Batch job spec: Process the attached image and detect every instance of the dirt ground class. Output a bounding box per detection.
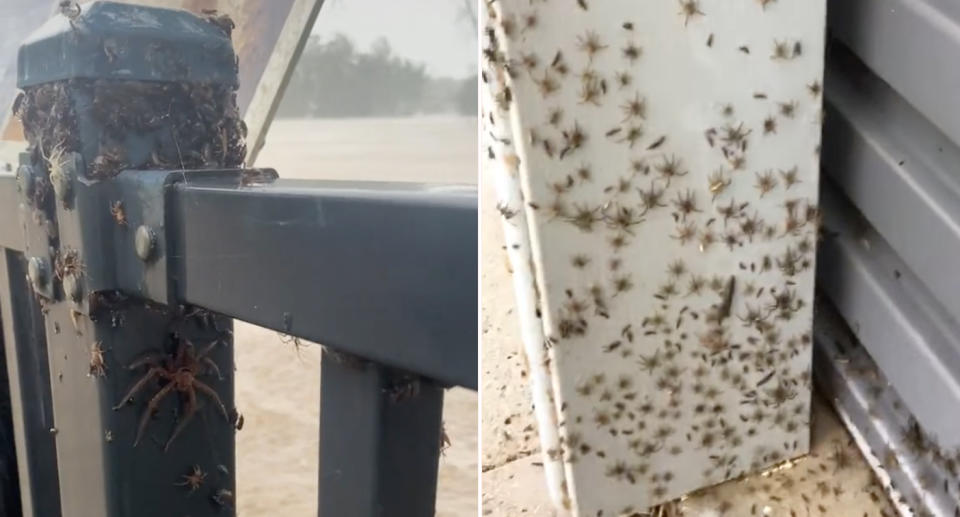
[236,116,478,516]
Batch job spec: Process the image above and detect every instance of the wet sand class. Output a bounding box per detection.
[236,116,477,516]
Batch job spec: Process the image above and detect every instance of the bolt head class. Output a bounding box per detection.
[27,257,48,290]
[63,272,82,301]
[135,225,157,261]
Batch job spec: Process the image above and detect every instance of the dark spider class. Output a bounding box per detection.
[113,338,228,451]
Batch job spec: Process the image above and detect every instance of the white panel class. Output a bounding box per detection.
[483,1,826,514]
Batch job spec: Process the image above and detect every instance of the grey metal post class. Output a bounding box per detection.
[8,3,240,515]
[319,350,445,516]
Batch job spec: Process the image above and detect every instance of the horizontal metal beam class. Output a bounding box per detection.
[822,46,960,325]
[814,302,958,517]
[168,179,478,389]
[828,0,960,145]
[817,181,960,450]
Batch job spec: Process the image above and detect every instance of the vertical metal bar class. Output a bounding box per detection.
[0,249,61,517]
[319,350,444,516]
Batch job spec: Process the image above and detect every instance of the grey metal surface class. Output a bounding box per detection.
[168,179,478,389]
[828,0,960,147]
[0,172,480,389]
[818,2,960,515]
[813,302,959,517]
[823,47,960,325]
[817,182,960,451]
[319,350,444,516]
[0,250,60,517]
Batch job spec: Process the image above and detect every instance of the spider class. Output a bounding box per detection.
[175,465,206,493]
[110,201,127,226]
[113,338,228,451]
[89,341,106,377]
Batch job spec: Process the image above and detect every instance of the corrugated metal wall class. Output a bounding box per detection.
[817,1,960,515]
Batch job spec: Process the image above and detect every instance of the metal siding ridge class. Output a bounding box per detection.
[822,48,960,325]
[829,0,960,146]
[818,181,960,450]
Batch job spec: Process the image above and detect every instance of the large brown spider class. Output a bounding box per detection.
[113,338,228,451]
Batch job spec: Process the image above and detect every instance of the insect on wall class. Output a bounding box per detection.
[11,3,247,515]
[483,0,826,514]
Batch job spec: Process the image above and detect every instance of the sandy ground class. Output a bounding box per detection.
[235,116,478,516]
[479,162,896,515]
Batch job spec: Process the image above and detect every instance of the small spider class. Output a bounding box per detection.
[672,189,700,220]
[536,72,559,97]
[54,248,84,282]
[89,341,107,377]
[576,30,608,60]
[175,465,206,493]
[110,201,127,226]
[113,338,228,450]
[754,171,778,197]
[656,155,688,185]
[638,183,667,214]
[672,222,697,244]
[620,92,646,121]
[678,0,704,26]
[619,126,644,148]
[666,260,686,277]
[771,40,791,60]
[622,43,642,63]
[779,100,798,118]
[780,167,800,188]
[763,116,777,135]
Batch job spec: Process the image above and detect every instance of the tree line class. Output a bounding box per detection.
[276,34,477,118]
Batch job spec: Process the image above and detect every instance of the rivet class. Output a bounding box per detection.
[135,225,157,261]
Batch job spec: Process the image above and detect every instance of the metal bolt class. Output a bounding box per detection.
[16,164,34,195]
[135,225,157,261]
[63,272,82,301]
[27,256,49,290]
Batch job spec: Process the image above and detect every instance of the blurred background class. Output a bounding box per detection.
[244,1,477,515]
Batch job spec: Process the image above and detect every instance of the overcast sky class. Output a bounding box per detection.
[311,0,477,79]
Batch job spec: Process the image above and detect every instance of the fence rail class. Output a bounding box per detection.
[0,2,477,516]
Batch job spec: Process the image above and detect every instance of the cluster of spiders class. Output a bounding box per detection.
[483,0,827,513]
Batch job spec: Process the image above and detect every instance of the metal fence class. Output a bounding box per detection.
[0,3,477,516]
[816,0,960,515]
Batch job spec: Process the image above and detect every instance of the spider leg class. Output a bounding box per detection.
[113,367,160,410]
[134,381,175,447]
[201,357,222,380]
[193,380,228,420]
[196,340,218,359]
[164,389,197,452]
[126,354,164,370]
